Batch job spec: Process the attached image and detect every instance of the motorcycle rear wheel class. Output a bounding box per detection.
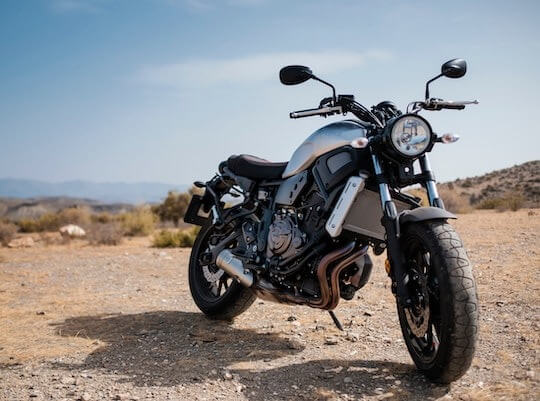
[188,222,256,320]
[397,220,478,383]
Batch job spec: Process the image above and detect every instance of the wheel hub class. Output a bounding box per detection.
[202,265,224,283]
[405,269,430,337]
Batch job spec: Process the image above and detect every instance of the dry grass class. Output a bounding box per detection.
[477,191,525,212]
[152,226,199,248]
[17,206,91,233]
[0,221,18,246]
[86,223,124,245]
[439,187,472,213]
[119,206,156,236]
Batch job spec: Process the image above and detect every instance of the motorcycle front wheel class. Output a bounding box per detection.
[397,220,478,383]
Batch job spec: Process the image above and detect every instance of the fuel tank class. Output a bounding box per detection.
[282,120,368,179]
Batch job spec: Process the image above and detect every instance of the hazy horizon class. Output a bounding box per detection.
[1,0,539,185]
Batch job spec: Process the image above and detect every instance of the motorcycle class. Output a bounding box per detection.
[184,58,479,383]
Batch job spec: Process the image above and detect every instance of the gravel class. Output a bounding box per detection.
[0,210,539,400]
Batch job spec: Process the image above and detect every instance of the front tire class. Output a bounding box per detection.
[188,223,256,320]
[397,220,478,383]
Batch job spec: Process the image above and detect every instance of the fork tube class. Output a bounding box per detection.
[419,154,444,208]
[371,153,393,211]
[370,152,410,304]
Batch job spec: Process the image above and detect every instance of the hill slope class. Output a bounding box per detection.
[439,160,539,207]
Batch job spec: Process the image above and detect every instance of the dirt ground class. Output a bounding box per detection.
[0,210,538,401]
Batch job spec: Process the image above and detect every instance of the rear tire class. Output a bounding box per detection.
[188,222,256,320]
[397,220,478,383]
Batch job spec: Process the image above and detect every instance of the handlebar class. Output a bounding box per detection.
[423,99,479,111]
[290,105,343,119]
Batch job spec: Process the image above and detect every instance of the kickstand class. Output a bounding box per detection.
[328,310,344,331]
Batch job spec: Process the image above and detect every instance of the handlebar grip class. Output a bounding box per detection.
[443,104,465,110]
[290,108,325,119]
[290,106,343,119]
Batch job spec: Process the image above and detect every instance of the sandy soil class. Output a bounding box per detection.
[0,210,539,401]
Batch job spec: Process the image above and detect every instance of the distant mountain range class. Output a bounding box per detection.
[0,179,188,204]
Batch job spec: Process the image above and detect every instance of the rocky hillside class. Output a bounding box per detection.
[439,160,539,207]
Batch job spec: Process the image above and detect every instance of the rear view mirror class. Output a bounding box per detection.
[279,65,313,85]
[441,58,467,79]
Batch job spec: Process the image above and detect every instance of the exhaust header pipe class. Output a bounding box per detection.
[215,249,254,287]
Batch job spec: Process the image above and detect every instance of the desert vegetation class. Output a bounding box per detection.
[0,188,199,248]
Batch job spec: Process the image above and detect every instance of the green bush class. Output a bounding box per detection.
[119,207,156,236]
[152,226,200,248]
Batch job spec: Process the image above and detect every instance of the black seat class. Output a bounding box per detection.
[226,154,287,180]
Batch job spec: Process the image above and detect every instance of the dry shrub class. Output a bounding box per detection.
[91,212,114,224]
[87,223,124,246]
[120,207,156,236]
[153,226,200,248]
[477,191,524,212]
[152,190,191,226]
[0,222,17,246]
[17,207,91,233]
[439,188,472,214]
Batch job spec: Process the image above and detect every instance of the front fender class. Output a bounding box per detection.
[399,206,456,226]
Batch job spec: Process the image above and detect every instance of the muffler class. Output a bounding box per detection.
[215,249,254,287]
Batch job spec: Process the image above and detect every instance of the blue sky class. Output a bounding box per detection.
[1,0,539,185]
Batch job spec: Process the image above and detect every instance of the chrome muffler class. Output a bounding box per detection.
[215,249,254,287]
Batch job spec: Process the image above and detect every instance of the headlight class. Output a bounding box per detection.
[387,114,433,158]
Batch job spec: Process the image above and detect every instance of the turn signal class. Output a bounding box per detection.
[440,133,460,144]
[385,259,391,274]
[350,137,369,149]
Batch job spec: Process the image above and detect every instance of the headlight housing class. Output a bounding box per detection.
[385,114,433,158]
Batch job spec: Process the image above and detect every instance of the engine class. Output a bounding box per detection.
[266,212,306,260]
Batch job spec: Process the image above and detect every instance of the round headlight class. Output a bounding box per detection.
[389,115,432,158]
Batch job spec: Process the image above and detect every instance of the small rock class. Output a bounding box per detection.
[7,237,34,248]
[60,376,75,385]
[113,394,130,401]
[287,316,297,322]
[526,370,535,379]
[394,380,401,385]
[363,310,373,317]
[496,301,505,307]
[345,331,359,342]
[344,377,353,384]
[376,392,394,400]
[80,392,91,401]
[324,336,339,345]
[59,224,86,238]
[36,311,45,315]
[223,371,233,380]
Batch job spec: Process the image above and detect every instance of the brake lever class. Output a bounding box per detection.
[319,97,334,108]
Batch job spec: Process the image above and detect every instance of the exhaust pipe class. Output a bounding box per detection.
[215,250,254,287]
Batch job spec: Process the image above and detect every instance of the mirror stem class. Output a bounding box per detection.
[425,73,443,100]
[312,75,337,104]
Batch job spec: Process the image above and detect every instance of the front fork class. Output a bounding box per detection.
[371,152,442,304]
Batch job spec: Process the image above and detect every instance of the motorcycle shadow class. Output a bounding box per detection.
[51,310,449,400]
